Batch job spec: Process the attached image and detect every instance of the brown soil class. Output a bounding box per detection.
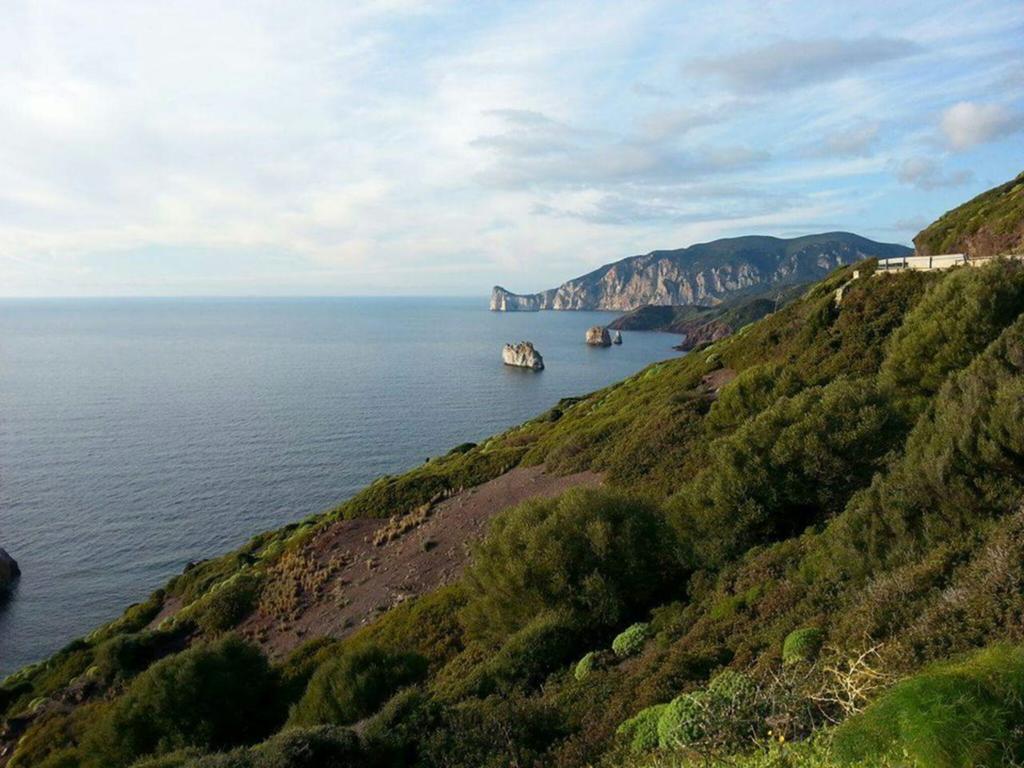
[240,466,602,659]
[701,367,737,398]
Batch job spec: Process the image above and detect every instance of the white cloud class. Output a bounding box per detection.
[0,0,1020,296]
[940,101,1024,150]
[822,123,881,157]
[896,157,973,190]
[688,37,919,93]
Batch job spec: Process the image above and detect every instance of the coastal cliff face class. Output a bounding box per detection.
[491,232,910,311]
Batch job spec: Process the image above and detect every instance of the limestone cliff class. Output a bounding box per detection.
[491,232,910,311]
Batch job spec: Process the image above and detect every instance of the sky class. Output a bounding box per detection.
[1,0,1022,297]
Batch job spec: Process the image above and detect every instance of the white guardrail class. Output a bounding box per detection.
[876,254,967,272]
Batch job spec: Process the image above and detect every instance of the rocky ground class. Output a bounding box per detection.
[239,465,602,658]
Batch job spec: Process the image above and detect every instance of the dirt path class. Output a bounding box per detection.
[242,465,602,658]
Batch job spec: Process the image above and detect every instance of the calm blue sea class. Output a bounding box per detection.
[0,297,679,675]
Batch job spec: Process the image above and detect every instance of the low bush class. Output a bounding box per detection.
[288,644,427,727]
[82,635,283,766]
[421,692,565,768]
[574,651,597,681]
[616,703,666,753]
[783,628,824,665]
[654,670,764,753]
[93,631,166,681]
[461,488,681,641]
[194,573,262,635]
[445,611,581,699]
[248,726,362,768]
[361,686,441,766]
[612,623,650,658]
[657,692,705,748]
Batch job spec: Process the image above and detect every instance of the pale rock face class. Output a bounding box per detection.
[612,331,622,344]
[490,234,911,312]
[502,341,544,370]
[0,547,20,591]
[586,326,612,347]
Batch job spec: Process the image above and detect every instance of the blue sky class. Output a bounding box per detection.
[1,0,1021,297]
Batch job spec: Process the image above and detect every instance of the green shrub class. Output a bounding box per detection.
[657,692,706,748]
[361,687,440,766]
[128,750,205,768]
[574,651,597,681]
[652,670,764,754]
[446,611,581,699]
[421,692,564,768]
[461,488,680,640]
[783,628,825,665]
[826,313,1024,574]
[93,632,163,681]
[82,635,283,766]
[248,726,361,768]
[288,644,427,727]
[612,623,650,658]
[669,377,905,569]
[616,703,666,753]
[833,644,1024,768]
[881,259,1024,398]
[705,363,801,434]
[195,574,261,635]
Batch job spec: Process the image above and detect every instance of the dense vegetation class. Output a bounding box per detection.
[3,178,1024,768]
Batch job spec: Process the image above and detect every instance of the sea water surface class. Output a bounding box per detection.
[0,297,679,674]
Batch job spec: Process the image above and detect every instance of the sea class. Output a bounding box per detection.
[0,297,679,676]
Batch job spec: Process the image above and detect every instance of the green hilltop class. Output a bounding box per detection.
[914,169,1024,257]
[4,172,1024,768]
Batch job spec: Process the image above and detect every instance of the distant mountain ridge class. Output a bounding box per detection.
[490,232,911,311]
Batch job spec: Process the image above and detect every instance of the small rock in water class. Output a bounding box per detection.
[586,326,612,347]
[0,547,20,592]
[612,330,623,345]
[502,341,545,370]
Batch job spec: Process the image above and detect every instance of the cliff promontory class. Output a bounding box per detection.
[491,232,910,311]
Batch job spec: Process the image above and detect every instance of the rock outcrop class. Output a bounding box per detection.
[0,548,20,591]
[586,326,612,347]
[491,233,910,312]
[502,341,544,370]
[612,331,622,345]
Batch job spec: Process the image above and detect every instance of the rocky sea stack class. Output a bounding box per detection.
[502,341,544,370]
[612,331,622,345]
[0,548,20,592]
[586,326,612,347]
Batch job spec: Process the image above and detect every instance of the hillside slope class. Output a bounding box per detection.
[4,180,1024,768]
[491,232,909,311]
[914,169,1024,257]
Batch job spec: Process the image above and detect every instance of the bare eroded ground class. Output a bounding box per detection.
[241,465,602,658]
